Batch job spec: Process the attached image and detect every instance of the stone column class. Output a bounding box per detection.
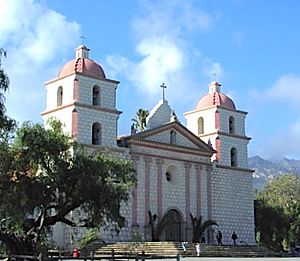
[156,159,164,220]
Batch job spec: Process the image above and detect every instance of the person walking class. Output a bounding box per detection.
[231,231,238,245]
[181,241,187,252]
[216,230,223,245]
[195,243,201,256]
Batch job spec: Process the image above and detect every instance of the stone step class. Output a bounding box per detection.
[93,241,280,257]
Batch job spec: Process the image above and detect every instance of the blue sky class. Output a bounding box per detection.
[1,0,300,159]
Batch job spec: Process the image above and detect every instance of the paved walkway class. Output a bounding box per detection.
[179,257,300,261]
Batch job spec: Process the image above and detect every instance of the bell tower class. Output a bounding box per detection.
[184,81,255,245]
[184,81,250,168]
[41,45,121,149]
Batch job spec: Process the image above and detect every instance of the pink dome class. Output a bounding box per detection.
[58,58,106,79]
[196,92,236,110]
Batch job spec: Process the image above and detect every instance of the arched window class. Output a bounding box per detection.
[230,147,238,167]
[92,122,101,145]
[198,117,204,135]
[170,130,176,144]
[229,116,235,134]
[57,86,63,106]
[92,86,100,106]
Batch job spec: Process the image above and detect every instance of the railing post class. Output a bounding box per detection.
[176,253,180,261]
[90,251,94,261]
[111,249,115,261]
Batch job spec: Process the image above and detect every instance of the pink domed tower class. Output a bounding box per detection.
[41,45,121,149]
[184,81,250,167]
[184,81,255,245]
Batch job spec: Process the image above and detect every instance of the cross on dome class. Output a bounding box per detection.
[212,72,217,81]
[80,35,86,45]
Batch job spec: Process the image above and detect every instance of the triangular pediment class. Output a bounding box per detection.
[126,121,215,155]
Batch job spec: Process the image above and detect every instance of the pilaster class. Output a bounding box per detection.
[156,159,164,220]
[144,157,152,223]
[195,164,202,218]
[184,162,192,223]
[131,156,140,227]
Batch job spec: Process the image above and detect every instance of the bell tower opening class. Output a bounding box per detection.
[198,117,204,135]
[92,85,100,106]
[57,86,63,107]
[230,147,238,167]
[229,116,235,134]
[92,122,101,145]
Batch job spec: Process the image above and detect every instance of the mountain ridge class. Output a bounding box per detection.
[248,155,300,189]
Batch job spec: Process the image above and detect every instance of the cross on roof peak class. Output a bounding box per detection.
[160,83,167,100]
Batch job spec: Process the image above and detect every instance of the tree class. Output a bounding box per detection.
[0,119,135,254]
[255,174,300,251]
[148,211,169,242]
[190,213,218,243]
[131,109,149,132]
[0,57,17,140]
[255,199,289,251]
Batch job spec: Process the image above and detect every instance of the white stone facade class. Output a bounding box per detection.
[43,46,255,250]
[211,166,255,244]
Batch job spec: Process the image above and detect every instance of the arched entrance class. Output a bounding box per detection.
[163,209,182,241]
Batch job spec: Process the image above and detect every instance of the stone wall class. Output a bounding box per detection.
[211,165,255,245]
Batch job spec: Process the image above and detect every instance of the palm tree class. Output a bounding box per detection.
[131,109,149,132]
[148,210,169,241]
[190,213,218,243]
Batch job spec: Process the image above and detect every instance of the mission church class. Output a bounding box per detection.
[41,45,255,249]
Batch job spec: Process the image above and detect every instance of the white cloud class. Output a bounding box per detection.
[247,74,300,159]
[264,74,300,105]
[260,118,300,160]
[132,0,214,40]
[0,0,80,123]
[106,0,220,103]
[130,36,184,95]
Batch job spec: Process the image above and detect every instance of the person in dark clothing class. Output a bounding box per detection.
[201,235,206,243]
[231,231,238,245]
[216,230,223,245]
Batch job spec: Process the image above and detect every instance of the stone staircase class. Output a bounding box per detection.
[92,241,281,258]
[94,242,179,257]
[182,244,281,257]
